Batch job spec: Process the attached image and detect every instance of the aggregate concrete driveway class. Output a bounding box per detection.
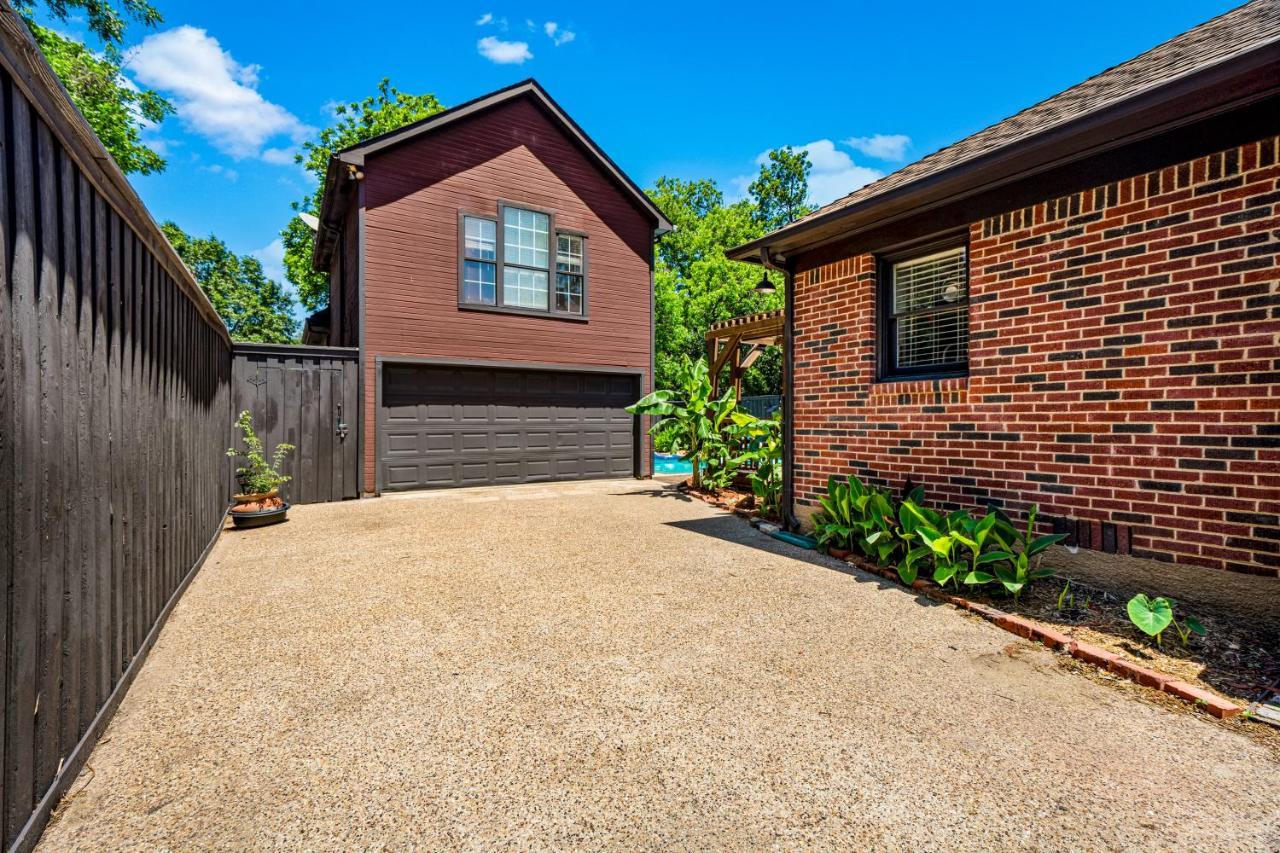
[40,479,1280,850]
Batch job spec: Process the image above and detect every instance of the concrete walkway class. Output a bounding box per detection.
[40,479,1279,850]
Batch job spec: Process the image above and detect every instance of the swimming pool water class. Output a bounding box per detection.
[654,452,693,475]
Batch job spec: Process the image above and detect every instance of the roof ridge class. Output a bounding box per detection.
[780,0,1280,235]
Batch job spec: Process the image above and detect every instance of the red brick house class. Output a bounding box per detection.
[729,2,1280,575]
[309,80,670,494]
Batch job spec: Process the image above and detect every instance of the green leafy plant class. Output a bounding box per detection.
[987,505,1064,600]
[1126,594,1205,647]
[227,410,295,495]
[895,490,936,585]
[1056,581,1073,612]
[813,475,905,562]
[627,355,745,491]
[731,413,782,518]
[813,476,857,552]
[948,510,1007,588]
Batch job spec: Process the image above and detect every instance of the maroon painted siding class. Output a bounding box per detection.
[357,95,655,492]
[790,134,1280,576]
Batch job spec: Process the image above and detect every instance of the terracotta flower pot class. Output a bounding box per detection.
[231,489,285,516]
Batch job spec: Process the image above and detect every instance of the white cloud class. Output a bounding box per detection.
[201,163,238,181]
[736,139,884,207]
[477,36,532,64]
[844,133,911,161]
[125,26,312,160]
[252,238,285,283]
[543,21,576,46]
[261,147,296,166]
[475,12,493,25]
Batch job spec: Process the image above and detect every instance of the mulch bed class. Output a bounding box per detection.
[675,476,1279,721]
[954,571,1279,709]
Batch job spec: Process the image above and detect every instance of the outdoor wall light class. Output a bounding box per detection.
[755,273,776,294]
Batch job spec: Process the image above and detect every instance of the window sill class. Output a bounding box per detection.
[874,371,968,386]
[458,303,589,323]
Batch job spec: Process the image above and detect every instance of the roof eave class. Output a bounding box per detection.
[727,38,1280,263]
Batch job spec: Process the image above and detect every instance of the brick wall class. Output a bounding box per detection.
[791,135,1280,576]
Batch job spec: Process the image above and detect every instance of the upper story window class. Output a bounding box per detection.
[459,203,586,319]
[878,243,968,380]
[556,233,585,314]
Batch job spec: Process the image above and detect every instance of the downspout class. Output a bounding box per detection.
[759,248,798,532]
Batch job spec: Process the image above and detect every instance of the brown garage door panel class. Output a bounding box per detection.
[379,363,638,491]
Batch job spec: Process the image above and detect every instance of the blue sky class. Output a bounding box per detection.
[38,1,1240,321]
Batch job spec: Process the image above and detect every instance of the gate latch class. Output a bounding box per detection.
[336,403,349,440]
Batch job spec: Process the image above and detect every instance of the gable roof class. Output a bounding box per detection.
[312,79,670,270]
[728,0,1280,261]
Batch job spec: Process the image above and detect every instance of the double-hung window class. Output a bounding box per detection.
[556,233,585,314]
[461,216,497,305]
[459,203,586,318]
[878,243,968,379]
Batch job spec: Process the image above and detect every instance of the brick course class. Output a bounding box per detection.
[791,135,1280,575]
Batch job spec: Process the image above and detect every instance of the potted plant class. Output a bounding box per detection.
[226,410,295,528]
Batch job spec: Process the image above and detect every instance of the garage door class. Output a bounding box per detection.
[378,363,638,491]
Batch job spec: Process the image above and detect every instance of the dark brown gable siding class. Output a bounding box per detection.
[359,95,654,491]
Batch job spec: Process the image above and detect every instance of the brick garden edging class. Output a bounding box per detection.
[841,553,1242,719]
[683,484,1242,719]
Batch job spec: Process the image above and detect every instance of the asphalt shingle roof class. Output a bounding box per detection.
[770,0,1280,240]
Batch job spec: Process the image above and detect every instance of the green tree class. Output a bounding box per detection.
[16,0,174,175]
[284,79,445,312]
[647,147,812,396]
[162,221,299,343]
[749,146,815,232]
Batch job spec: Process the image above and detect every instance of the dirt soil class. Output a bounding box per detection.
[38,478,1280,850]
[958,568,1279,710]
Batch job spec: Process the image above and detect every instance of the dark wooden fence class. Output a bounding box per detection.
[231,343,360,504]
[0,13,233,851]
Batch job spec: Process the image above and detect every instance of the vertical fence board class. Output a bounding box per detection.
[6,89,40,844]
[34,119,63,798]
[0,73,12,848]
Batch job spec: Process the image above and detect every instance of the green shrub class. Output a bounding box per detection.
[986,505,1065,599]
[227,410,294,495]
[813,475,1066,599]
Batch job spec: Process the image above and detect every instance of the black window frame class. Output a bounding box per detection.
[876,235,970,382]
[456,201,589,322]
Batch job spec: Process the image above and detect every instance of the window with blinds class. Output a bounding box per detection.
[883,245,968,378]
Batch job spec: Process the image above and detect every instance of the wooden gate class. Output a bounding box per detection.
[230,343,360,504]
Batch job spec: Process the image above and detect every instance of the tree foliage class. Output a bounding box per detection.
[649,146,813,395]
[749,146,815,232]
[18,0,173,175]
[14,0,162,46]
[284,79,445,312]
[162,221,298,343]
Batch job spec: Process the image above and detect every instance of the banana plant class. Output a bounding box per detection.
[626,355,741,491]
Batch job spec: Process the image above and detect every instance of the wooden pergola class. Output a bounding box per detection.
[705,309,785,398]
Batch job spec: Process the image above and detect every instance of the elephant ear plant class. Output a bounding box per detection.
[1127,594,1205,647]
